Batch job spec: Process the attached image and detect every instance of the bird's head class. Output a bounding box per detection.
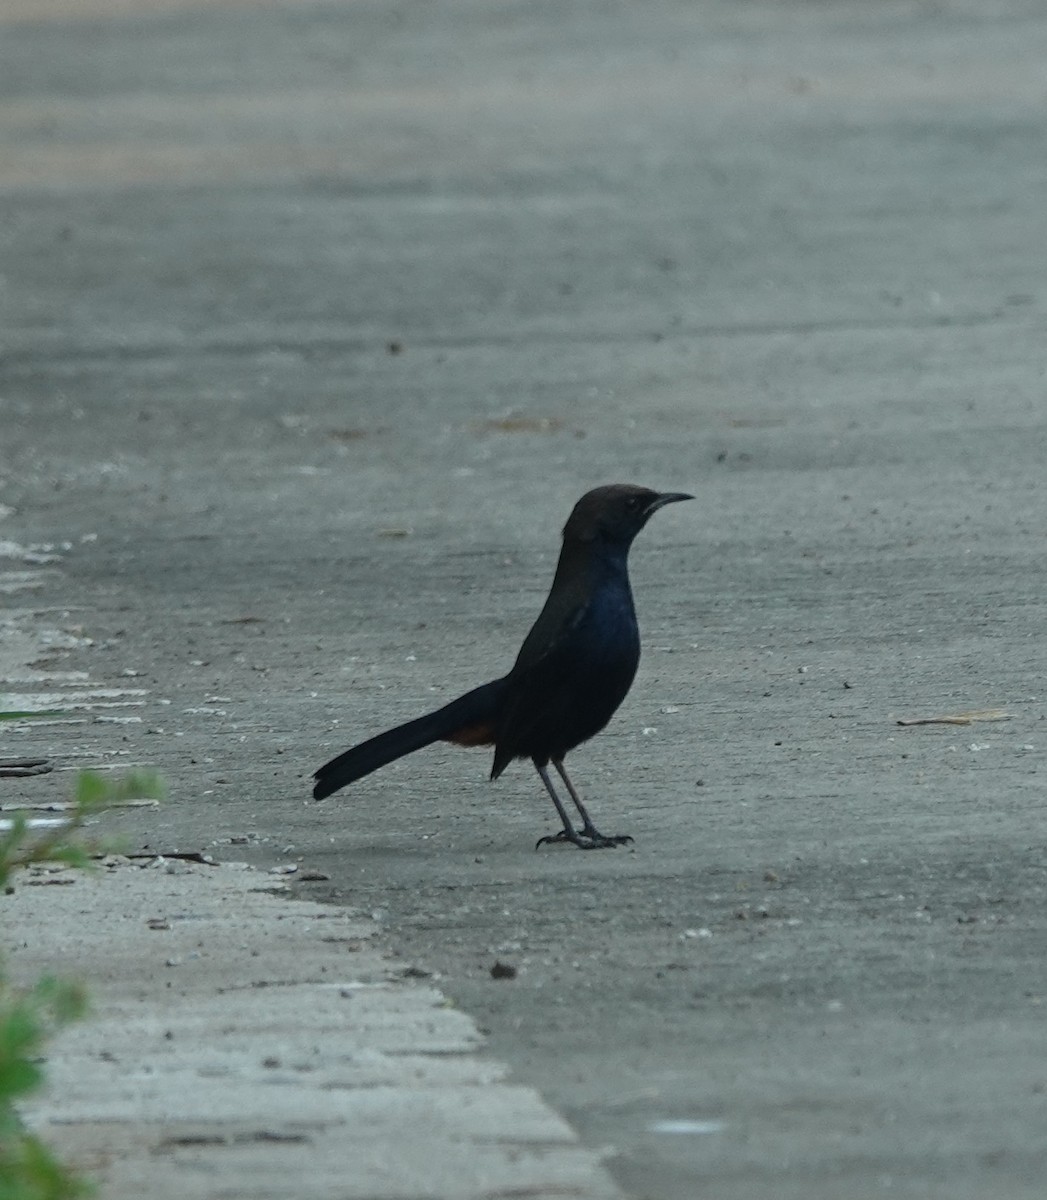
[562,484,693,548]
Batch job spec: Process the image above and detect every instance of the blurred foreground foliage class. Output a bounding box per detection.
[1,769,165,1199]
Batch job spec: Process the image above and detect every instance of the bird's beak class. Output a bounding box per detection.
[646,491,694,515]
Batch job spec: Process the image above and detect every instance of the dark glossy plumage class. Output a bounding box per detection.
[312,484,692,848]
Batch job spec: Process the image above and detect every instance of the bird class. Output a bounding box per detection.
[312,483,692,849]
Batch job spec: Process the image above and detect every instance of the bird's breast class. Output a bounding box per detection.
[575,584,640,671]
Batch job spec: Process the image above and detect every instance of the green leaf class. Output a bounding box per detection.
[0,1129,94,1198]
[0,710,65,722]
[40,847,90,872]
[0,1005,41,1058]
[73,769,165,812]
[32,979,86,1025]
[71,772,108,811]
[0,1059,42,1099]
[0,814,29,859]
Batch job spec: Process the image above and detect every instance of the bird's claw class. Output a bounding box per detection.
[578,823,633,848]
[535,828,634,851]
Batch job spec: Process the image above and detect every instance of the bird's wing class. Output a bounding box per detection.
[490,601,593,777]
[511,594,590,676]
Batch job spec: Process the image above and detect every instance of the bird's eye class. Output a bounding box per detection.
[626,496,642,511]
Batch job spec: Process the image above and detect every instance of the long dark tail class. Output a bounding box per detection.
[312,678,505,800]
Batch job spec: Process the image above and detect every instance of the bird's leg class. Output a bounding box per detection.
[533,761,591,849]
[533,760,632,849]
[552,759,633,847]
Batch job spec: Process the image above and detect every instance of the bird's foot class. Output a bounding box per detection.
[580,825,634,848]
[535,827,634,851]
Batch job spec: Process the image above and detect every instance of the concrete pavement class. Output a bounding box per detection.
[4,1,1047,1197]
[6,854,621,1200]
